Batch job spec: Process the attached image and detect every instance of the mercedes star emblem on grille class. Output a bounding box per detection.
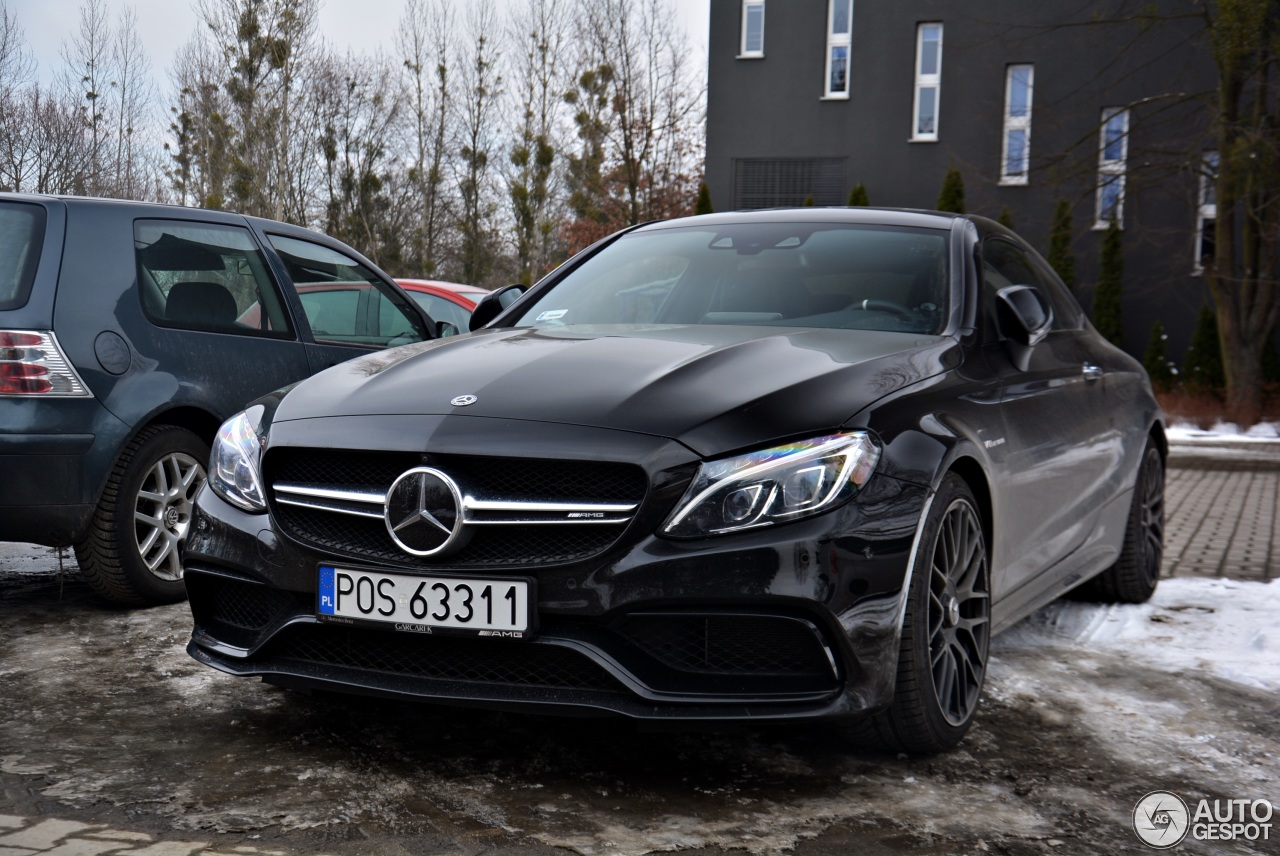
[451,394,478,406]
[384,467,466,556]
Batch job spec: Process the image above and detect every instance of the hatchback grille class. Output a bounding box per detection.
[264,449,648,568]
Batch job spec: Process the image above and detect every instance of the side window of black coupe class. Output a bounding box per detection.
[267,235,425,347]
[135,220,294,337]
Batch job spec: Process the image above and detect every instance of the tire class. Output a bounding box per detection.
[1080,440,1164,604]
[842,473,991,754]
[75,425,210,606]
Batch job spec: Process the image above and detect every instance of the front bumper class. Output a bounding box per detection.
[186,479,927,723]
[183,417,929,723]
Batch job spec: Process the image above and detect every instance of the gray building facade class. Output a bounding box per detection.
[705,0,1219,362]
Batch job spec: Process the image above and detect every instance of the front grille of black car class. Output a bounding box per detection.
[264,449,649,569]
[616,614,833,679]
[265,624,626,692]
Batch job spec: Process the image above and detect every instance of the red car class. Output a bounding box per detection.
[396,279,488,336]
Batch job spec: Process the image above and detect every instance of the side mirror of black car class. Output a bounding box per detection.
[469,283,527,331]
[997,285,1053,371]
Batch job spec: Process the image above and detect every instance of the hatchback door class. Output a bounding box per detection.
[257,231,431,373]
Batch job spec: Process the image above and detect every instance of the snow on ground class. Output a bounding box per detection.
[996,577,1280,691]
[1168,420,1280,442]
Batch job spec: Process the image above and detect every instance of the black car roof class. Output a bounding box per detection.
[635,207,966,233]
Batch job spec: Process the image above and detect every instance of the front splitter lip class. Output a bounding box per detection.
[186,635,865,723]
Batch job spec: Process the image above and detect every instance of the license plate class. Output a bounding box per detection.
[317,566,532,637]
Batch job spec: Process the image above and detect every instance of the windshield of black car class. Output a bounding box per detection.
[512,223,950,334]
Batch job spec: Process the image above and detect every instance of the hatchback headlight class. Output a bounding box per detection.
[662,432,881,537]
[209,406,267,513]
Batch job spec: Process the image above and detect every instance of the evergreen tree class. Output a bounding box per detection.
[1046,198,1076,291]
[847,184,869,206]
[936,166,965,213]
[997,206,1015,229]
[694,181,713,215]
[1143,320,1175,391]
[1092,220,1124,346]
[1184,303,1226,392]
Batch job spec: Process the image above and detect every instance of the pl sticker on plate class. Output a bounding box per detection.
[536,309,568,322]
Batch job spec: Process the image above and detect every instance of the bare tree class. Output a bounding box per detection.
[194,0,318,219]
[568,0,701,247]
[507,0,569,283]
[166,34,234,209]
[313,49,406,267]
[0,5,35,192]
[453,3,504,284]
[60,0,113,195]
[108,6,156,199]
[396,0,453,276]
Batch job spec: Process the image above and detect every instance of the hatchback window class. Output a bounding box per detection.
[268,234,426,347]
[512,223,950,335]
[0,202,47,311]
[135,220,293,337]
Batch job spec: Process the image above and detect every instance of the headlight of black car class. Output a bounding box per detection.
[209,405,267,513]
[662,432,881,537]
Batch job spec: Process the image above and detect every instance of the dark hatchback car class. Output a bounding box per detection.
[184,208,1164,753]
[0,193,435,605]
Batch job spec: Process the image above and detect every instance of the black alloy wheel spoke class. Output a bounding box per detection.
[1141,453,1165,582]
[927,499,990,727]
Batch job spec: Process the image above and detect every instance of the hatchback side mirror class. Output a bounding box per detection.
[996,285,1053,371]
[469,283,526,330]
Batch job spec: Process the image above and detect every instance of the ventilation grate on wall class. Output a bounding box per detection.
[732,157,848,209]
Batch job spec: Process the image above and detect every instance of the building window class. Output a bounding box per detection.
[911,23,943,140]
[824,0,854,98]
[740,0,764,58]
[733,157,848,209]
[1095,107,1129,228]
[1194,151,1218,275]
[1000,64,1033,183]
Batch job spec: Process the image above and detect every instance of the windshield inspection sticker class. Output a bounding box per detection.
[536,309,568,322]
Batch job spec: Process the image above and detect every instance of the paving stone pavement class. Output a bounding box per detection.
[1165,441,1280,581]
[0,816,298,856]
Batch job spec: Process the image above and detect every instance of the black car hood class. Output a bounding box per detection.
[275,325,956,457]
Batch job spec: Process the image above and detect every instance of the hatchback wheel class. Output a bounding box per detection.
[843,473,990,754]
[76,426,209,606]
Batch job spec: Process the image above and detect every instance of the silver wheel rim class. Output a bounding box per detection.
[134,451,205,582]
[928,498,990,728]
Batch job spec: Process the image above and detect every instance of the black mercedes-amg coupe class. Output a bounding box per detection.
[183,208,1165,753]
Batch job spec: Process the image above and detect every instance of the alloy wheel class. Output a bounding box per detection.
[1138,449,1165,587]
[927,498,990,728]
[133,451,205,582]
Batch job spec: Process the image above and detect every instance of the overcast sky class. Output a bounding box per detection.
[13,0,711,89]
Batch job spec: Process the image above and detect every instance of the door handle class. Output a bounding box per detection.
[1082,363,1103,382]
